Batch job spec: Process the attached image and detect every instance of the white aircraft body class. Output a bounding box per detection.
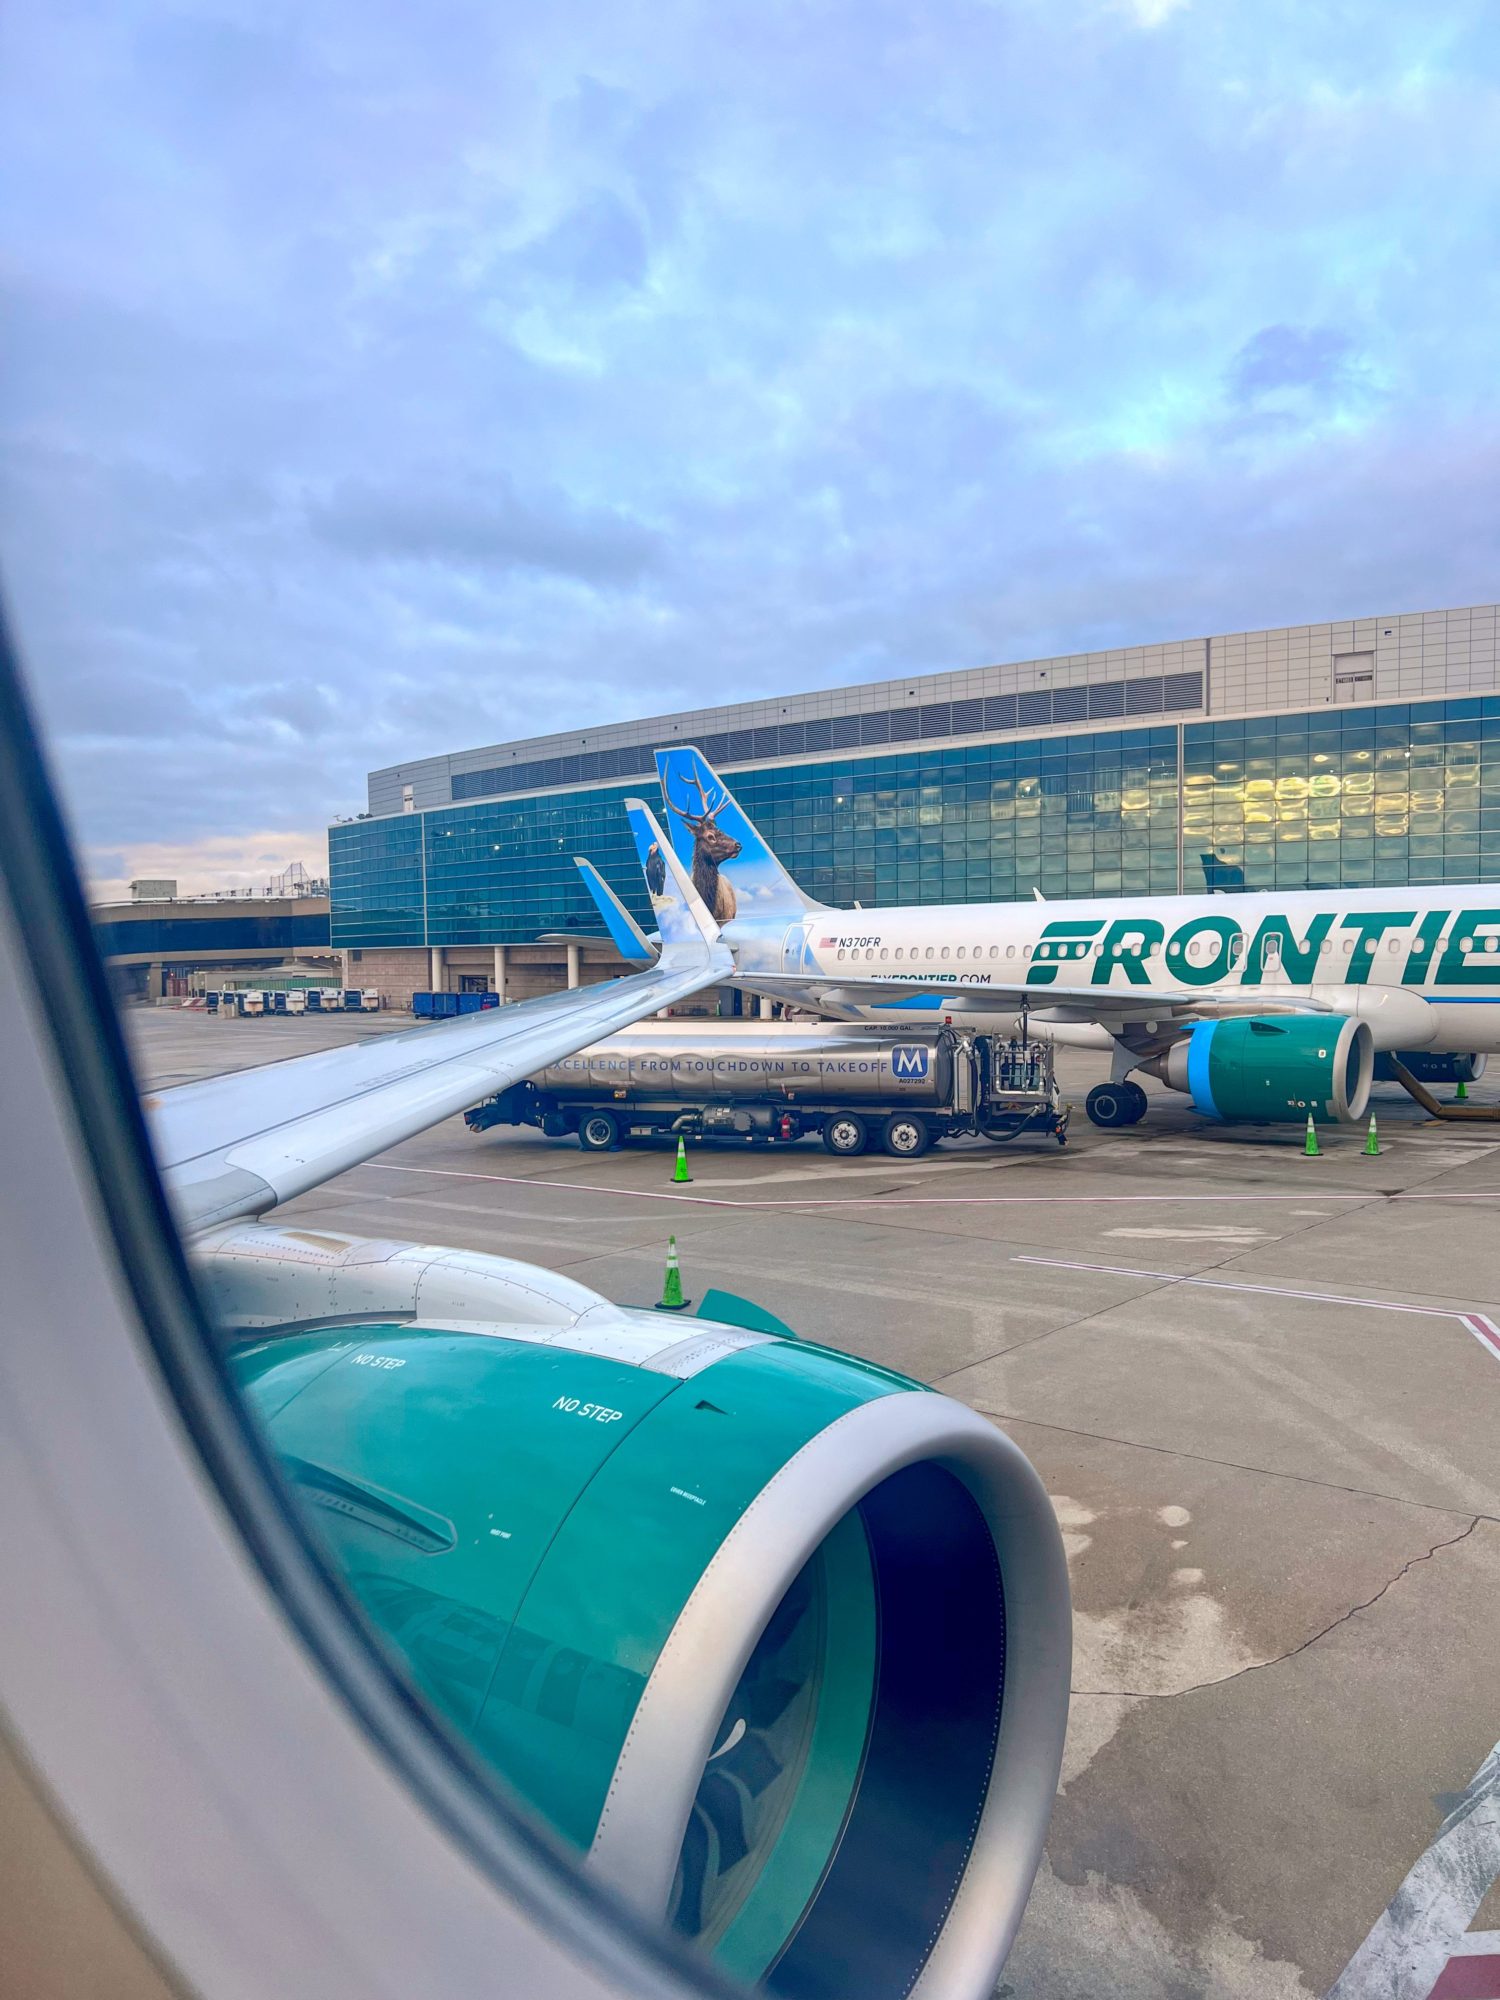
[612,748,1500,1130]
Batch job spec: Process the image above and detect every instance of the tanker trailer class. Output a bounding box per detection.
[465,1023,1068,1157]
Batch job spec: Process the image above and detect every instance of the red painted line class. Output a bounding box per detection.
[1460,1315,1500,1362]
[1428,1953,1500,1999]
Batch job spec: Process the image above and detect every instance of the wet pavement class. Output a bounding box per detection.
[129,1006,1500,2000]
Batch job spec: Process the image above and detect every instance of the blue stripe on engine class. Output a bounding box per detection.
[1185,1019,1222,1119]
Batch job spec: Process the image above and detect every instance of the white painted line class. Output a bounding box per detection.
[1011,1256,1500,1364]
[1460,1314,1500,1365]
[1326,1738,1500,1999]
[1447,1932,1500,1957]
[361,1161,1500,1210]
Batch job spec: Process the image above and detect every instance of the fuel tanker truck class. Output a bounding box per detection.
[464,1022,1071,1157]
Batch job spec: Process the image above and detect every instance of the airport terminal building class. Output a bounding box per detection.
[330,603,1500,1006]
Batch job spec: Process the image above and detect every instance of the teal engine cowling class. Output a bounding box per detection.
[1161,1014,1374,1123]
[228,1297,1070,2000]
[1373,1050,1487,1085]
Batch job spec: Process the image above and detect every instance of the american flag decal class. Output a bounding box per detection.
[819,936,837,947]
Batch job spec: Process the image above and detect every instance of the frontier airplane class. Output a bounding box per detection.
[591,747,1500,1133]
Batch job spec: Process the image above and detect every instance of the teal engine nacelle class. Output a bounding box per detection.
[1373,1049,1487,1085]
[1158,1014,1374,1123]
[221,1243,1071,2000]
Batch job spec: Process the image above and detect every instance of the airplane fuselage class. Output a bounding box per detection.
[722,884,1500,1053]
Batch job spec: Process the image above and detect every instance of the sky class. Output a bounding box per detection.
[2,0,1499,898]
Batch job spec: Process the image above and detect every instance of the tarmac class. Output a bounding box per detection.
[128,1006,1500,2000]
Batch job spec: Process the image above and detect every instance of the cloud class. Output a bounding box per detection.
[84,829,331,906]
[1,0,1498,879]
[308,472,661,583]
[1121,0,1192,25]
[1227,325,1360,405]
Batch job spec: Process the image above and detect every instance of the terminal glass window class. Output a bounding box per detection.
[329,699,1500,948]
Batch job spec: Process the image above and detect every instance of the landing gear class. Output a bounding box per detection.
[880,1113,932,1159]
[1085,1080,1148,1129]
[822,1112,869,1156]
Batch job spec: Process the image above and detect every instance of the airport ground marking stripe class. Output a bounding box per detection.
[360,1162,1499,1211]
[1012,1255,1500,1360]
[1428,1938,1500,2000]
[1326,1739,1500,2000]
[1460,1314,1500,1362]
[1446,1935,1500,1958]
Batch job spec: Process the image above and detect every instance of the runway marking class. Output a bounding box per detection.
[1326,1738,1500,2000]
[1428,1935,1500,2000]
[1011,1256,1500,1363]
[360,1162,1500,1210]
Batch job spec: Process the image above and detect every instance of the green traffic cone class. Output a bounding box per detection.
[1303,1114,1321,1158]
[1364,1112,1380,1157]
[1455,1079,1470,1101]
[673,1136,693,1184]
[654,1234,690,1312]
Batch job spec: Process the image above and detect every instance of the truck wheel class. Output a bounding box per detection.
[881,1113,932,1159]
[822,1113,869,1157]
[577,1110,620,1152]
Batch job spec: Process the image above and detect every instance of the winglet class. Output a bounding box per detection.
[624,798,722,955]
[573,856,657,966]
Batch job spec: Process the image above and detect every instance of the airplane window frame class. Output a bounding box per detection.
[0,628,731,2000]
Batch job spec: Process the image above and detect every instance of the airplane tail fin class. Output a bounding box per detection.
[574,856,656,965]
[623,797,723,957]
[655,744,820,918]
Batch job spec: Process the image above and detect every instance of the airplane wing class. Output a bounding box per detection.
[731,971,1352,1029]
[149,803,729,1233]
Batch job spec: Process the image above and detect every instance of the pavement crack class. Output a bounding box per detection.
[1073,1516,1483,1700]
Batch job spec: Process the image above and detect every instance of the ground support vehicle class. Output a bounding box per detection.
[464,1024,1069,1156]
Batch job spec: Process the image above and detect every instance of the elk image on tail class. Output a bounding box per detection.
[662,764,743,920]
